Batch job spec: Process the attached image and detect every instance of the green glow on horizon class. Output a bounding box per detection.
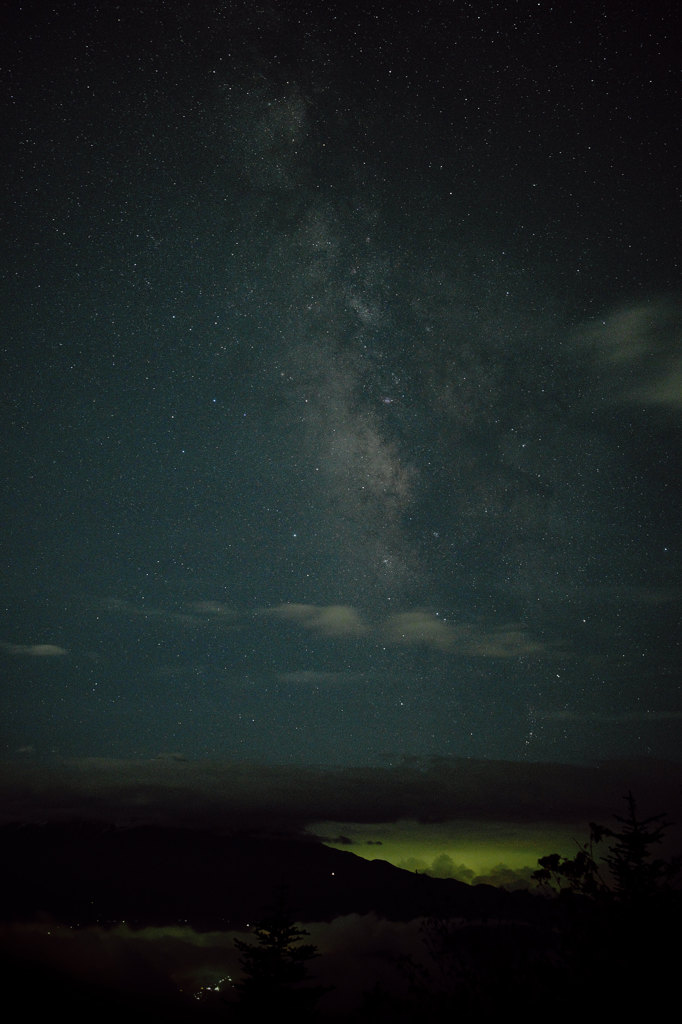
[312,819,583,886]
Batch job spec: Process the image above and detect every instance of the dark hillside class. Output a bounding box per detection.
[0,820,545,929]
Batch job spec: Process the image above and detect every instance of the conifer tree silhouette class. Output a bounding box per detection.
[533,791,681,900]
[234,890,324,1019]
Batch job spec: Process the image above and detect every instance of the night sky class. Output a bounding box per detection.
[2,0,680,769]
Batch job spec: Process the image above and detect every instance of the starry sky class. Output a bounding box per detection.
[2,0,680,769]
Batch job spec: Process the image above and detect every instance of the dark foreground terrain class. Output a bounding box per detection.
[0,819,679,1022]
[0,819,542,928]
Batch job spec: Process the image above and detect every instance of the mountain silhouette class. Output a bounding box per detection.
[0,820,545,929]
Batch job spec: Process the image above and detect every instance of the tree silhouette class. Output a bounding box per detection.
[533,791,681,902]
[233,892,325,1019]
[532,792,682,1018]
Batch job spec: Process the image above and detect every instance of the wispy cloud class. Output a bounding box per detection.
[264,604,550,656]
[99,597,551,658]
[3,755,679,833]
[578,297,682,410]
[1,643,68,657]
[380,612,548,656]
[265,603,370,638]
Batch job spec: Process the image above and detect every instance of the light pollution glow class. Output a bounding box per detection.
[312,819,583,885]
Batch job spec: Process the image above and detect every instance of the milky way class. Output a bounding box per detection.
[1,1,680,765]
